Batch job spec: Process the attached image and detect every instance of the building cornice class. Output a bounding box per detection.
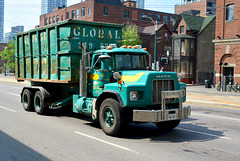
[213,38,240,45]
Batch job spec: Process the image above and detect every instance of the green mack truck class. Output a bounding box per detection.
[15,20,191,136]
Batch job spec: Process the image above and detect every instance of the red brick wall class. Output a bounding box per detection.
[39,0,178,28]
[175,1,207,16]
[216,0,240,39]
[0,43,7,73]
[142,26,172,70]
[214,0,240,84]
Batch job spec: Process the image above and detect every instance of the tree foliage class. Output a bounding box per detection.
[0,41,15,71]
[122,25,142,46]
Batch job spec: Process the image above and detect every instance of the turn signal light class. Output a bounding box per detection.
[143,48,147,51]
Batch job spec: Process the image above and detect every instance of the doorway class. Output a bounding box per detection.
[223,67,234,85]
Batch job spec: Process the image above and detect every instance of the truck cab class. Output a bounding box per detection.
[73,44,191,136]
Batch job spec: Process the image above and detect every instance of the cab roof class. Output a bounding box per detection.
[94,47,149,54]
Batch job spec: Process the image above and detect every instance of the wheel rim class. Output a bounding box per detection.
[23,94,28,108]
[35,96,41,111]
[103,107,114,128]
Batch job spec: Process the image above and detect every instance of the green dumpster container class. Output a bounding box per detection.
[15,19,122,83]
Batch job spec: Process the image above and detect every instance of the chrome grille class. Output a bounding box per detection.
[152,80,175,104]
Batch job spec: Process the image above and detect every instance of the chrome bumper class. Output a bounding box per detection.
[133,90,191,123]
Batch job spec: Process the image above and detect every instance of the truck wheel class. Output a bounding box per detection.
[34,91,46,115]
[155,120,181,130]
[99,98,127,136]
[22,89,33,111]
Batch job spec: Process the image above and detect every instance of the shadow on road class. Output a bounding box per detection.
[41,108,227,142]
[0,130,51,161]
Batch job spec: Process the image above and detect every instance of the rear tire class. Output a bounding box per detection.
[155,120,181,130]
[99,98,128,136]
[34,91,47,115]
[22,89,33,111]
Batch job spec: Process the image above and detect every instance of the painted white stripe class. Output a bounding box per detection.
[186,100,240,107]
[192,112,240,122]
[178,128,231,140]
[9,93,20,97]
[0,106,16,112]
[74,131,138,153]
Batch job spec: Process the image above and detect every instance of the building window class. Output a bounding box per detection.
[72,10,75,19]
[88,8,91,15]
[82,7,85,16]
[165,32,168,40]
[104,7,108,15]
[140,12,146,20]
[148,13,153,22]
[163,16,168,23]
[170,17,174,25]
[56,15,59,22]
[49,17,51,25]
[124,10,129,18]
[156,14,161,23]
[67,12,70,19]
[226,4,234,21]
[53,16,55,23]
[181,39,190,56]
[180,26,184,34]
[76,9,79,18]
[45,18,48,25]
[61,15,64,21]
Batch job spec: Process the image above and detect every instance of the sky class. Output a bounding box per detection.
[4,0,180,34]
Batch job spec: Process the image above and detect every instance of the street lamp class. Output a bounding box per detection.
[142,15,158,71]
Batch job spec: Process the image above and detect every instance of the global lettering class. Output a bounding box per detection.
[73,27,120,39]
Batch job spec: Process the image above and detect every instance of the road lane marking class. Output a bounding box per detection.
[178,128,231,140]
[192,95,240,106]
[74,131,138,154]
[9,93,20,97]
[186,99,240,107]
[0,106,16,112]
[192,112,240,122]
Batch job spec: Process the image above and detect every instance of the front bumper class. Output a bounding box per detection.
[132,90,191,122]
[133,106,191,122]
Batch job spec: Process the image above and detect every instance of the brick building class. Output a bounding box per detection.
[39,0,178,67]
[138,24,172,71]
[172,14,215,84]
[0,43,7,73]
[175,0,216,16]
[213,0,240,86]
[40,0,177,27]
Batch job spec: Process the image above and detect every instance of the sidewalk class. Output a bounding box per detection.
[186,85,240,109]
[0,74,28,85]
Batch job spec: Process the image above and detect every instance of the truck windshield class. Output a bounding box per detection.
[109,53,147,70]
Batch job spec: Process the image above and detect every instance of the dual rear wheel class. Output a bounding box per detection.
[22,89,46,115]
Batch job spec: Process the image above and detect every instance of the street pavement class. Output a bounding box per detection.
[1,75,240,161]
[1,74,239,109]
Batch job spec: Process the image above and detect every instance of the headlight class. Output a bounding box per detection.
[181,88,186,97]
[130,91,138,101]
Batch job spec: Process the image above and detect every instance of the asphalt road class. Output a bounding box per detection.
[0,82,240,161]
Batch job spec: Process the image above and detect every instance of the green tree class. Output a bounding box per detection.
[122,25,142,46]
[0,41,15,72]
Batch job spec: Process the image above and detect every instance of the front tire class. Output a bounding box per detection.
[22,89,33,111]
[34,91,47,115]
[99,98,127,136]
[155,120,181,130]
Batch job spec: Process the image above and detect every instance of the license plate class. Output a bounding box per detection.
[168,114,176,120]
